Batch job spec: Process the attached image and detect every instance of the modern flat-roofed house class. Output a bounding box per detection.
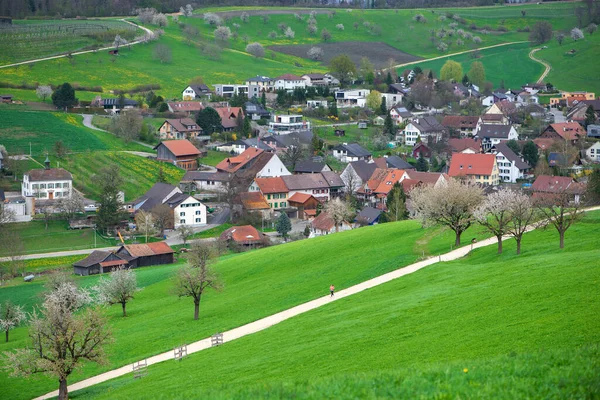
[269,114,310,134]
[159,118,202,140]
[213,84,249,98]
[335,89,370,108]
[182,84,212,100]
[154,139,202,171]
[22,158,73,200]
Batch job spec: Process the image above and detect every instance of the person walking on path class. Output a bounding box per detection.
[330,284,335,297]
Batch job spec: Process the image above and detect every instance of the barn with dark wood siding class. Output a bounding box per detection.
[72,251,128,276]
[115,242,175,268]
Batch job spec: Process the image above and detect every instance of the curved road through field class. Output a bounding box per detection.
[34,205,600,400]
[0,20,153,69]
[528,47,552,84]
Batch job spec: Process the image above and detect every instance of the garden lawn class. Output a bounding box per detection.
[201,150,230,167]
[411,41,543,89]
[190,223,232,239]
[0,218,490,400]
[0,2,581,100]
[0,109,148,156]
[70,210,600,399]
[39,152,185,201]
[0,220,112,257]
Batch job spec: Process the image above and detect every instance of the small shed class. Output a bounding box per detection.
[108,49,119,55]
[334,129,346,137]
[358,120,368,129]
[288,193,320,220]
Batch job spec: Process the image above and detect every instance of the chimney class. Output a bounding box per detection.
[44,156,50,170]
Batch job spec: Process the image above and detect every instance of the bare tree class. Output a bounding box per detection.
[36,85,53,102]
[224,174,245,223]
[151,204,172,237]
[505,192,537,255]
[153,44,172,63]
[174,244,222,320]
[177,225,194,247]
[55,191,84,220]
[110,109,143,143]
[4,282,111,400]
[323,198,352,233]
[94,267,137,317]
[411,179,484,246]
[135,210,157,243]
[536,186,584,249]
[0,300,26,342]
[474,188,515,254]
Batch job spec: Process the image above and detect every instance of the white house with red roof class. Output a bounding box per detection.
[448,153,499,186]
[274,74,306,91]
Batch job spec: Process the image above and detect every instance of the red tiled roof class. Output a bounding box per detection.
[219,225,264,243]
[373,169,406,195]
[531,175,576,193]
[156,139,201,157]
[275,74,303,81]
[122,242,175,257]
[448,153,496,177]
[254,177,288,194]
[216,147,263,173]
[214,107,244,130]
[239,192,270,210]
[405,171,447,185]
[358,168,388,194]
[372,157,387,169]
[27,168,72,182]
[401,178,421,193]
[288,192,314,204]
[448,138,480,153]
[533,138,556,150]
[548,122,585,140]
[311,211,335,232]
[167,102,203,112]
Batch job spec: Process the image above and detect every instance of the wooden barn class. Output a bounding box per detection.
[116,242,175,268]
[154,139,202,171]
[73,251,128,276]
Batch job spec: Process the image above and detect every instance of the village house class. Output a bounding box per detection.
[245,102,270,121]
[216,148,291,181]
[584,142,600,162]
[73,242,175,276]
[474,124,519,151]
[219,225,268,248]
[262,131,313,153]
[389,106,413,125]
[245,76,274,92]
[448,153,499,186]
[380,93,404,110]
[404,171,449,188]
[355,207,382,226]
[22,158,73,200]
[335,88,370,108]
[358,168,409,208]
[447,137,481,154]
[491,143,531,183]
[132,182,207,228]
[588,124,600,139]
[531,175,584,204]
[377,155,414,170]
[340,161,378,194]
[274,74,306,91]
[0,94,13,103]
[540,122,586,144]
[287,192,320,220]
[301,73,327,87]
[332,143,372,163]
[159,118,202,140]
[92,96,138,114]
[182,84,212,100]
[238,191,272,219]
[311,211,352,237]
[181,171,230,193]
[399,116,447,146]
[154,139,202,171]
[412,142,432,159]
[167,101,203,115]
[282,172,343,202]
[481,91,513,107]
[442,115,479,137]
[306,99,328,108]
[268,114,311,134]
[214,106,244,132]
[249,176,289,210]
[212,84,248,98]
[549,91,595,108]
[293,160,332,174]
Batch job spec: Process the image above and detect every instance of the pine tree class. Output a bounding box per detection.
[242,117,251,137]
[462,74,470,85]
[382,182,408,222]
[380,96,387,115]
[383,113,395,137]
[416,152,429,172]
[276,212,292,240]
[385,71,393,85]
[328,101,338,117]
[585,105,597,128]
[261,91,266,107]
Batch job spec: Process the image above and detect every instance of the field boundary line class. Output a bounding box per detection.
[33,205,600,400]
[0,20,153,69]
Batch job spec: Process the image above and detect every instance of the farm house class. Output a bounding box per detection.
[72,243,175,275]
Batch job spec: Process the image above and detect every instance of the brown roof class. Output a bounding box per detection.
[216,147,263,173]
[168,102,204,112]
[442,116,479,129]
[548,122,586,140]
[239,192,270,210]
[275,74,303,81]
[214,107,243,130]
[27,168,73,182]
[219,225,264,244]
[100,260,129,267]
[372,157,388,169]
[531,175,577,193]
[533,138,556,151]
[448,138,480,153]
[163,118,200,133]
[482,113,505,121]
[401,178,421,193]
[288,192,315,204]
[497,99,517,115]
[156,140,202,157]
[254,177,288,194]
[359,168,389,194]
[120,242,174,257]
[448,153,496,177]
[311,211,335,232]
[405,171,447,185]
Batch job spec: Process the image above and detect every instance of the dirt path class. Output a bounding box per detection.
[34,204,600,400]
[384,41,529,71]
[528,48,551,84]
[0,20,153,69]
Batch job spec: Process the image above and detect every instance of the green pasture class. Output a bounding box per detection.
[201,150,230,166]
[0,218,491,400]
[70,210,600,399]
[0,109,148,156]
[38,152,185,201]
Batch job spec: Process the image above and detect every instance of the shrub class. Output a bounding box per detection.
[336,23,344,30]
[437,42,448,52]
[497,25,508,32]
[321,28,331,41]
[370,25,382,36]
[284,27,295,39]
[473,36,482,44]
[456,38,464,46]
[240,11,249,23]
[246,42,265,58]
[278,23,287,32]
[268,31,278,39]
[307,24,317,36]
[413,14,425,23]
[203,13,222,26]
[307,46,324,60]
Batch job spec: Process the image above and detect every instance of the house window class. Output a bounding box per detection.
[195,218,202,223]
[63,183,69,188]
[39,184,46,189]
[267,194,271,200]
[274,202,278,208]
[195,210,201,215]
[32,184,39,190]
[55,183,62,188]
[180,219,185,224]
[281,202,286,207]
[180,212,185,216]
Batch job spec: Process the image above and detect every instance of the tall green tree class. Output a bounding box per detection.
[276,212,292,240]
[467,61,486,87]
[522,140,539,169]
[584,104,597,127]
[506,139,521,155]
[95,165,125,233]
[242,116,251,137]
[260,91,266,107]
[51,82,77,109]
[385,71,393,85]
[381,182,407,222]
[196,107,222,134]
[328,100,338,117]
[380,96,387,115]
[440,60,463,82]
[383,113,395,137]
[329,54,356,86]
[416,152,429,171]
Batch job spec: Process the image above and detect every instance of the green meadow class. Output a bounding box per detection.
[0,218,490,400]
[71,210,600,399]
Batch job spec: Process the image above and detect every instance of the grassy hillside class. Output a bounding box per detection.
[0,219,489,400]
[0,108,148,156]
[0,2,584,100]
[70,210,600,399]
[39,152,185,201]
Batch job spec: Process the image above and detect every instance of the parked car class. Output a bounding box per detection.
[84,204,98,212]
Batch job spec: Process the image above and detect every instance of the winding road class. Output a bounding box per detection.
[528,48,552,84]
[33,205,600,400]
[0,20,153,69]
